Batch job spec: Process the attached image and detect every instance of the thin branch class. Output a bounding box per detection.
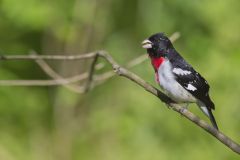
[0,73,89,86]
[0,52,97,61]
[169,32,181,43]
[84,54,99,92]
[0,76,85,86]
[32,52,85,93]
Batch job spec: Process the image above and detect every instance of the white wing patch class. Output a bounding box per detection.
[185,84,197,91]
[157,60,196,103]
[172,68,191,75]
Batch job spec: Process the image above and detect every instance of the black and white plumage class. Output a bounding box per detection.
[142,32,218,130]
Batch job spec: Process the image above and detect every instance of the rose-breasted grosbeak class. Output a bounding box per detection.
[142,33,218,130]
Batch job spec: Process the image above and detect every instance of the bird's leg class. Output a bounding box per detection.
[184,103,189,110]
[166,103,171,109]
[155,72,159,83]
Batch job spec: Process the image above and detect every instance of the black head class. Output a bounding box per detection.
[142,33,173,58]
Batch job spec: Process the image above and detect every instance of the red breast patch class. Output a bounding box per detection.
[150,57,165,70]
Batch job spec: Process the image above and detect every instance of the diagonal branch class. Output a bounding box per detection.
[97,51,240,155]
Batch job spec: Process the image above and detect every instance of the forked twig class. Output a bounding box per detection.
[32,51,85,93]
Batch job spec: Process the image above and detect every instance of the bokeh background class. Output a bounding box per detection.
[0,0,240,159]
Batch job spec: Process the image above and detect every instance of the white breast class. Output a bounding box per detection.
[158,60,196,103]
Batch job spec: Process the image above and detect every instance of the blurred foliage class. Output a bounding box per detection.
[0,0,240,159]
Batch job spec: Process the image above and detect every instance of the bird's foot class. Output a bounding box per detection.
[180,104,189,116]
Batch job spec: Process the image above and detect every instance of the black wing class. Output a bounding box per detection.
[170,58,215,109]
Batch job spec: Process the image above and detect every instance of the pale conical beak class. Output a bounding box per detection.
[142,39,152,49]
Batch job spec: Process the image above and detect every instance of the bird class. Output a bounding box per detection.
[142,32,218,130]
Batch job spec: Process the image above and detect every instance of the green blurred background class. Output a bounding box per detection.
[0,0,240,159]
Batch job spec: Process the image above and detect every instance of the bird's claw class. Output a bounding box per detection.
[180,104,188,116]
[180,107,187,115]
[166,103,171,109]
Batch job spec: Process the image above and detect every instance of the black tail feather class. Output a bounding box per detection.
[207,108,219,130]
[197,101,219,130]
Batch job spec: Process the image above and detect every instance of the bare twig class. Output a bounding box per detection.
[32,52,85,93]
[0,76,86,86]
[0,65,89,87]
[0,52,97,61]
[84,54,99,92]
[169,32,181,42]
